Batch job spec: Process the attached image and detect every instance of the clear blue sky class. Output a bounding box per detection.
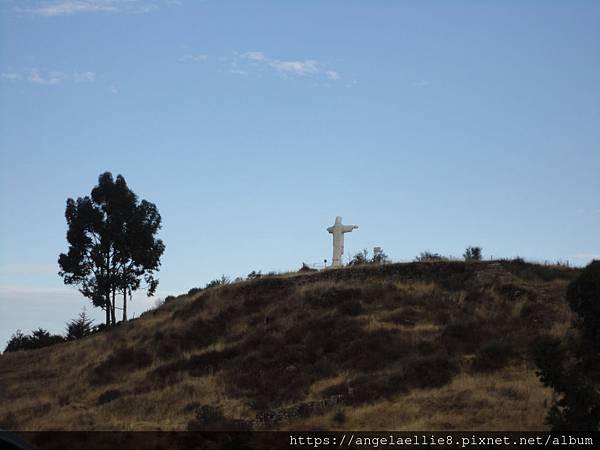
[1,0,599,346]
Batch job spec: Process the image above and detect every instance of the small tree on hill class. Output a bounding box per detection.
[349,249,369,266]
[205,275,230,289]
[4,328,65,353]
[66,308,94,340]
[247,270,262,280]
[371,249,389,264]
[464,246,482,261]
[415,251,446,262]
[4,330,28,353]
[535,260,600,431]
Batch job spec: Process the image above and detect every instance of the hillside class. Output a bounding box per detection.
[0,260,579,431]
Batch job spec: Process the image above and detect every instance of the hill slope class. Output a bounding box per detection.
[0,261,579,431]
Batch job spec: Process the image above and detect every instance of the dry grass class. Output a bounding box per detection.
[0,260,577,431]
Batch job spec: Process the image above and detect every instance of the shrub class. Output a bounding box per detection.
[464,246,482,261]
[186,405,247,430]
[187,287,202,296]
[299,262,317,273]
[323,353,458,405]
[224,314,411,408]
[172,311,234,352]
[153,334,182,361]
[148,346,239,388]
[322,373,404,404]
[146,359,187,387]
[415,251,447,262]
[91,346,153,385]
[336,328,411,372]
[164,295,176,303]
[441,319,486,353]
[187,347,240,377]
[4,330,28,353]
[337,300,363,316]
[408,352,460,388]
[4,328,65,353]
[182,402,202,413]
[535,261,600,431]
[97,389,122,405]
[566,260,600,350]
[371,249,389,264]
[349,249,369,266]
[348,248,389,265]
[187,405,226,430]
[205,275,230,289]
[332,411,346,424]
[386,307,422,327]
[304,287,362,308]
[0,412,18,430]
[65,309,94,341]
[247,270,262,280]
[472,340,513,372]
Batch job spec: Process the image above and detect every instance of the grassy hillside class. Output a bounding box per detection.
[0,260,579,431]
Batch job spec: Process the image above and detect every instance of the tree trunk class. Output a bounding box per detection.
[111,287,116,325]
[105,296,111,327]
[122,289,127,322]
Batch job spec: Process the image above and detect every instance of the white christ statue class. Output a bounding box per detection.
[327,216,358,267]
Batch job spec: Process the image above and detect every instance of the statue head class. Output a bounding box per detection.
[335,216,342,224]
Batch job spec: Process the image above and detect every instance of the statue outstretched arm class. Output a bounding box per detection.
[342,225,358,233]
[327,226,335,233]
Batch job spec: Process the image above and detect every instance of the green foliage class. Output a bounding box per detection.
[463,246,482,261]
[349,249,369,266]
[371,249,389,264]
[58,172,165,326]
[65,308,94,341]
[205,275,230,289]
[4,328,65,353]
[247,270,262,280]
[415,251,447,262]
[535,260,600,431]
[566,260,600,351]
[349,248,390,266]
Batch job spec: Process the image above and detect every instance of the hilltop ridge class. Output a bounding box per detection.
[0,260,579,431]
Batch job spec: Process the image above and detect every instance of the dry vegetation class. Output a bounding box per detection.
[0,260,578,431]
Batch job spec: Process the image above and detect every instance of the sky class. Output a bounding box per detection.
[0,0,599,347]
